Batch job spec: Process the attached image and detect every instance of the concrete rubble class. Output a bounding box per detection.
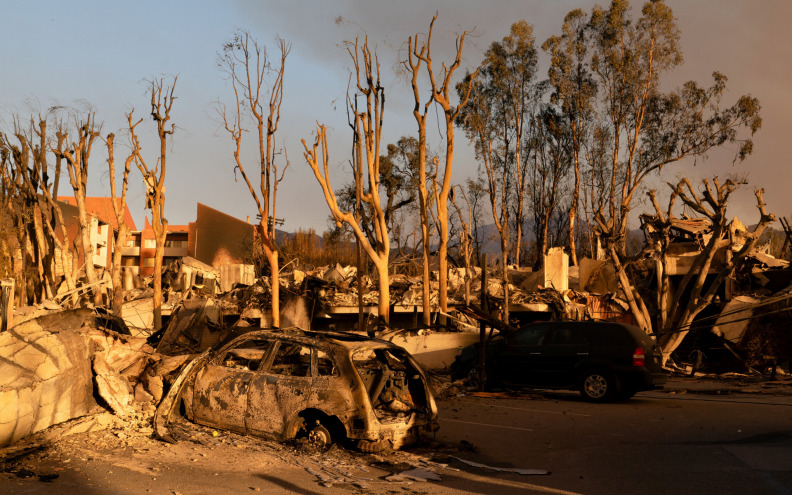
[0,310,95,447]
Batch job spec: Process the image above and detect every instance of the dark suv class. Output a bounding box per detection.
[451,321,666,401]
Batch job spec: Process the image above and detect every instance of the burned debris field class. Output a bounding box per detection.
[2,0,792,493]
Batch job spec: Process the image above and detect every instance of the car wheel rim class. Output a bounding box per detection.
[308,426,330,446]
[584,374,607,398]
[467,369,481,387]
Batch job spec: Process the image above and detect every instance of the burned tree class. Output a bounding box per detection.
[418,15,476,321]
[219,32,290,328]
[105,115,136,313]
[129,78,177,331]
[598,177,775,365]
[657,179,773,363]
[457,75,511,321]
[1,115,83,306]
[303,37,392,323]
[457,21,539,321]
[1,120,53,304]
[526,106,572,270]
[405,17,437,326]
[55,114,105,306]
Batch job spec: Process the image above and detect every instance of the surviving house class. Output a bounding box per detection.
[56,196,137,271]
[120,202,255,277]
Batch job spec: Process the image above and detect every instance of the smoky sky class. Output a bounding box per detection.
[1,0,789,231]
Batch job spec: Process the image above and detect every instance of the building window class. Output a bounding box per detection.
[122,257,138,267]
[142,258,155,268]
[143,239,156,248]
[126,237,141,247]
[165,239,188,248]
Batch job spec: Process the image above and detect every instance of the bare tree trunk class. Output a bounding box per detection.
[130,78,177,331]
[263,238,280,327]
[412,13,476,327]
[106,131,132,313]
[500,236,510,323]
[568,148,580,267]
[405,29,433,327]
[607,244,651,333]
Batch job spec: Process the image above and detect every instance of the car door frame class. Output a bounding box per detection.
[191,339,274,435]
[538,324,592,387]
[245,339,314,440]
[496,324,550,386]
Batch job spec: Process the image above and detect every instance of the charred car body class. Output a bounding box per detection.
[156,328,438,451]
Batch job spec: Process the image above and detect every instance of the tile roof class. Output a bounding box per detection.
[57,197,137,231]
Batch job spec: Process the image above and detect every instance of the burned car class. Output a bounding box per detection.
[155,328,438,451]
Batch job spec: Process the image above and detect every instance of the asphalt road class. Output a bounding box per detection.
[2,387,791,494]
[436,389,792,494]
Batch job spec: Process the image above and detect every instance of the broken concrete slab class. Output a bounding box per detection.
[543,247,568,291]
[0,310,95,447]
[380,330,480,370]
[712,296,759,345]
[116,296,154,334]
[93,353,134,417]
[219,264,255,292]
[87,330,156,378]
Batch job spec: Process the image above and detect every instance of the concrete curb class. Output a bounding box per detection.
[662,377,792,396]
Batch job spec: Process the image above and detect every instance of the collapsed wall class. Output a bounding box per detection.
[0,310,96,447]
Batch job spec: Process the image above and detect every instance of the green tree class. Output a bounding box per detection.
[525,106,572,270]
[457,20,539,321]
[589,0,761,261]
[542,8,597,266]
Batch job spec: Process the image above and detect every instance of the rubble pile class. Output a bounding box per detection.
[2,209,792,455]
[0,310,95,447]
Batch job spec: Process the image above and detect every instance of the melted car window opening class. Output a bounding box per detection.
[269,343,312,377]
[316,350,338,376]
[221,340,272,371]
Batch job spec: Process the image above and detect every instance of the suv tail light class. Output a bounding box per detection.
[632,347,645,367]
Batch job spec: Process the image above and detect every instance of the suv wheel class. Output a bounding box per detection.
[579,369,617,402]
[466,367,486,389]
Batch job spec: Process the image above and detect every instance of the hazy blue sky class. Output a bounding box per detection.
[1,1,789,233]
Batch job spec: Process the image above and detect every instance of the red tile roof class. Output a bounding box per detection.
[57,197,137,231]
